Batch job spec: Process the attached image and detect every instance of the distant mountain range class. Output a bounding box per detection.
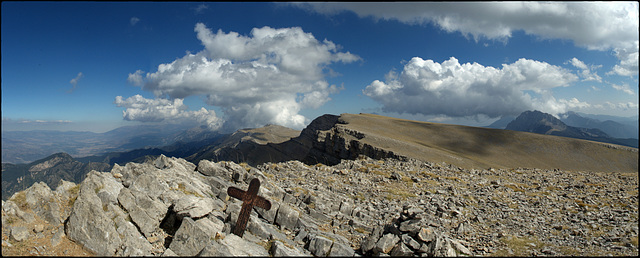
[1,124,301,200]
[559,111,638,139]
[488,111,638,139]
[1,153,110,200]
[505,110,638,148]
[1,123,222,164]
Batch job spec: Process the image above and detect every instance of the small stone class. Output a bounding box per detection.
[34,224,45,233]
[50,227,65,247]
[401,234,421,250]
[450,239,472,256]
[416,227,436,243]
[2,240,12,247]
[276,204,300,230]
[399,219,421,233]
[161,248,177,257]
[308,235,333,257]
[374,233,400,254]
[271,240,309,256]
[11,226,29,242]
[328,241,355,257]
[390,242,413,256]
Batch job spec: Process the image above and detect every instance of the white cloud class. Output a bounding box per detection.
[130,17,140,26]
[610,82,635,95]
[1,118,72,125]
[295,2,638,77]
[127,70,144,86]
[114,95,223,130]
[193,4,208,14]
[567,57,602,82]
[603,101,639,110]
[68,72,83,93]
[363,56,580,118]
[608,41,639,76]
[123,23,359,131]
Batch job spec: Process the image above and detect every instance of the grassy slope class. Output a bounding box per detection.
[339,113,638,173]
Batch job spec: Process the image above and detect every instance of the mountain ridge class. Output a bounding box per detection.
[506,110,638,148]
[3,112,637,201]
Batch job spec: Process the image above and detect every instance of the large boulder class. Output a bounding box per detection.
[66,171,152,256]
[23,182,62,224]
[66,171,125,255]
[169,216,224,256]
[117,187,168,238]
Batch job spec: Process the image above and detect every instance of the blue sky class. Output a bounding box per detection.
[2,2,638,133]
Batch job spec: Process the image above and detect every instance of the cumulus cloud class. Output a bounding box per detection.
[608,42,639,76]
[68,72,83,93]
[363,57,580,118]
[295,2,638,77]
[122,23,359,131]
[130,17,140,26]
[127,70,144,86]
[114,95,223,130]
[567,57,602,82]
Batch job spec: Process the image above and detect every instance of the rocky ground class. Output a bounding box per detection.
[2,154,638,256]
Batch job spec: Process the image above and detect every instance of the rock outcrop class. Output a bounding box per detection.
[2,154,638,256]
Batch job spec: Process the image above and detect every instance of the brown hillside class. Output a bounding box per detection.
[337,113,638,173]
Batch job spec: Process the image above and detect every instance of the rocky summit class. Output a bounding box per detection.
[2,154,638,256]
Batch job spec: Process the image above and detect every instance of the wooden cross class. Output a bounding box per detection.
[227,178,271,237]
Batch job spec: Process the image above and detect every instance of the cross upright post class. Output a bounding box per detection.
[227,178,271,237]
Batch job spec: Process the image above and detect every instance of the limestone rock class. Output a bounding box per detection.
[197,160,228,177]
[24,182,62,224]
[360,225,383,253]
[390,241,413,256]
[198,233,269,256]
[66,171,124,255]
[276,204,300,230]
[173,195,217,219]
[308,234,333,257]
[117,187,168,238]
[270,239,312,256]
[50,226,65,247]
[374,233,399,254]
[11,226,29,242]
[328,241,355,257]
[169,217,223,256]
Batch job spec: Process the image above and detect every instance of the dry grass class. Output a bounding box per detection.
[339,113,638,173]
[2,214,95,257]
[493,235,546,256]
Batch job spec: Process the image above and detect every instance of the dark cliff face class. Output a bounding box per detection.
[186,113,403,167]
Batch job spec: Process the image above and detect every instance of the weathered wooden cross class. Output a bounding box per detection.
[227,178,271,237]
